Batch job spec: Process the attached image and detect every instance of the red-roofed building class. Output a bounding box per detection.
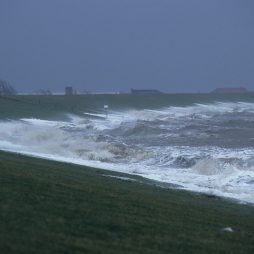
[211,87,247,94]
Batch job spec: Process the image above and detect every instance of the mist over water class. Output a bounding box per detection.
[1,97,254,204]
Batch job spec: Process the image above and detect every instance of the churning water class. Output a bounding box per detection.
[1,97,254,204]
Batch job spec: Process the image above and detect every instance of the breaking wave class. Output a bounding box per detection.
[1,102,254,203]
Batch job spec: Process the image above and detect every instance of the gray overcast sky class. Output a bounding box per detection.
[0,0,253,93]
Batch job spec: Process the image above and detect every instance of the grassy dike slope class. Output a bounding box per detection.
[0,151,254,254]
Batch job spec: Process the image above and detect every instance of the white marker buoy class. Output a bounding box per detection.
[104,105,109,118]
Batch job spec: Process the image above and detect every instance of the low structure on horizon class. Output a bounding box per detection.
[65,86,73,96]
[211,87,248,94]
[131,89,162,94]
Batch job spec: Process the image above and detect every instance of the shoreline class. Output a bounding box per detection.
[1,148,252,206]
[1,150,254,253]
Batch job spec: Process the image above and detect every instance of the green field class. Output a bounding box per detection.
[0,150,254,253]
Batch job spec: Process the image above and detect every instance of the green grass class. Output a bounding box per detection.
[0,151,254,253]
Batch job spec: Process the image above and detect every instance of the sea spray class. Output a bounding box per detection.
[1,101,254,203]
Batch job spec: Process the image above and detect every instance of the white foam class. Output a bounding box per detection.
[1,101,254,204]
[102,175,138,182]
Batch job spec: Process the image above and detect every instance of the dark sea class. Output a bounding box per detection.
[1,93,254,203]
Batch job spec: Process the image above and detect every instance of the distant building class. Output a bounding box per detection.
[36,89,52,95]
[65,86,73,96]
[131,89,162,94]
[211,87,248,94]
